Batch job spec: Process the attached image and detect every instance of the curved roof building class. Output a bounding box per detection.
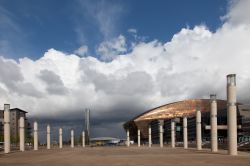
[124,99,228,140]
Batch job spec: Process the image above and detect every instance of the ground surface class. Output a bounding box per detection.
[0,146,250,166]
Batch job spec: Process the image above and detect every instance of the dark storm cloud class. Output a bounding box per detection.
[35,119,126,144]
[33,112,132,144]
[38,69,68,95]
[32,96,148,143]
[81,64,154,96]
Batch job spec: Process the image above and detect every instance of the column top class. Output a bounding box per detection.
[210,94,216,101]
[158,119,164,125]
[34,121,38,129]
[227,74,236,85]
[4,104,10,110]
[59,128,62,133]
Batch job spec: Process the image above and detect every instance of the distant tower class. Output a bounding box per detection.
[85,109,90,145]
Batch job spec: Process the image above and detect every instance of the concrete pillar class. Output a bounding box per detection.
[171,120,175,148]
[34,121,38,150]
[210,94,218,152]
[126,130,130,147]
[159,120,163,148]
[71,129,74,148]
[59,128,63,148]
[82,131,85,147]
[196,107,202,150]
[137,129,140,147]
[19,116,25,151]
[148,126,152,147]
[227,74,237,155]
[183,117,188,149]
[4,104,10,153]
[47,124,51,149]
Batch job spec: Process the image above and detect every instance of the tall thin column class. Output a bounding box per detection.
[137,129,141,147]
[47,124,51,149]
[82,131,85,147]
[4,104,10,153]
[34,121,38,150]
[227,74,237,155]
[19,116,25,151]
[85,109,90,145]
[59,128,63,148]
[210,94,218,152]
[171,120,175,148]
[126,130,130,147]
[183,117,188,149]
[196,107,202,150]
[71,129,74,148]
[159,120,163,148]
[148,126,152,147]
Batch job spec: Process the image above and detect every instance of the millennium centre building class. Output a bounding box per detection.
[124,99,250,144]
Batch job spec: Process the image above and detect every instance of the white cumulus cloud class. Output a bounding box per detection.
[97,35,127,61]
[74,45,88,57]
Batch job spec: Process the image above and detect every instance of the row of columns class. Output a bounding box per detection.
[128,120,178,149]
[3,109,86,153]
[128,106,217,151]
[35,125,86,150]
[126,74,237,155]
[33,123,86,151]
[128,105,216,151]
[34,125,86,150]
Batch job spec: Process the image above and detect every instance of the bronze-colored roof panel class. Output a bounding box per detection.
[134,99,227,122]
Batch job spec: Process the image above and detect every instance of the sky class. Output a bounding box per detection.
[0,0,227,59]
[0,0,250,141]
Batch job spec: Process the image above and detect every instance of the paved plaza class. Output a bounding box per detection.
[0,147,250,166]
